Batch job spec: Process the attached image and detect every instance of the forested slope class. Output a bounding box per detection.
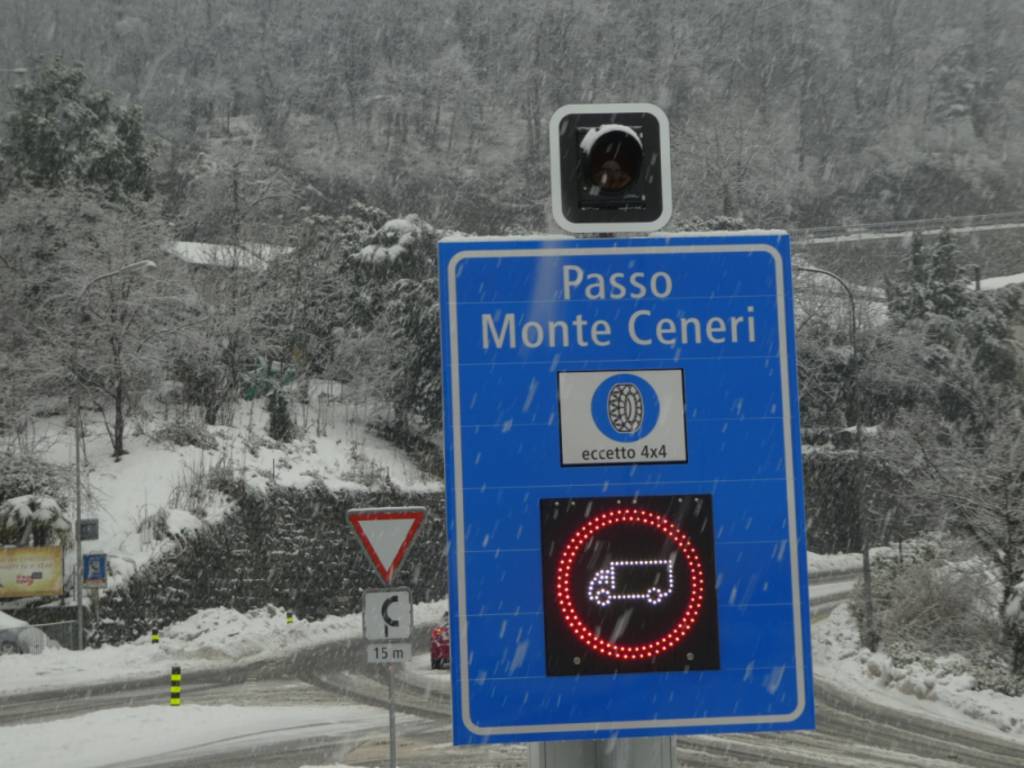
[2,0,1023,239]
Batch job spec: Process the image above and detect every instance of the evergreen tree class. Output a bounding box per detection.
[928,229,970,317]
[1,59,153,199]
[266,390,294,442]
[886,228,970,324]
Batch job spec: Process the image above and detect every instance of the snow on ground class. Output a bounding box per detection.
[0,608,28,629]
[814,603,1024,740]
[808,578,857,603]
[807,550,867,576]
[807,545,899,577]
[412,598,448,628]
[27,388,440,590]
[979,271,1024,290]
[2,702,414,768]
[807,537,943,578]
[0,600,446,697]
[169,240,290,270]
[400,652,453,697]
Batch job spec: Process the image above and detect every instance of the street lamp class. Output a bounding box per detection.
[793,265,877,650]
[74,259,156,650]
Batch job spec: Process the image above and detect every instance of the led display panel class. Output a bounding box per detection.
[540,494,720,676]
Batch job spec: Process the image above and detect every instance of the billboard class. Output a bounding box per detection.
[0,547,64,598]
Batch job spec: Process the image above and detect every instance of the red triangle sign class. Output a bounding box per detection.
[347,507,426,584]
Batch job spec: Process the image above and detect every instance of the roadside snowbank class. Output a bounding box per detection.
[814,603,1024,738]
[0,600,448,696]
[0,609,28,629]
[807,539,939,578]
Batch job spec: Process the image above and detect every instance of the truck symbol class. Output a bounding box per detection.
[587,559,674,607]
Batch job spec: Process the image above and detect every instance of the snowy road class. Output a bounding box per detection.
[5,574,1024,767]
[4,700,426,768]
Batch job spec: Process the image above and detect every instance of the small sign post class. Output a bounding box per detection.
[348,508,425,768]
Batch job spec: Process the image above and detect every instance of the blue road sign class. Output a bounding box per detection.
[82,553,107,588]
[439,232,814,745]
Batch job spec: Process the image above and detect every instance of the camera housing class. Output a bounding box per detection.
[549,103,672,234]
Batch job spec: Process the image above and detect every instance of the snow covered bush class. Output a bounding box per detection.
[861,546,1024,695]
[876,559,997,655]
[0,494,70,547]
[166,454,234,518]
[152,418,218,450]
[266,391,297,442]
[355,214,436,267]
[0,452,72,527]
[97,480,446,644]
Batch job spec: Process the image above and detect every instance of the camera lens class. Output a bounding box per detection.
[581,125,643,192]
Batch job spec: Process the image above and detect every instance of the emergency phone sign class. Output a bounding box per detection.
[439,233,814,745]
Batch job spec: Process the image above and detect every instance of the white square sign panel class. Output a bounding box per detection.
[363,587,413,641]
[558,369,687,466]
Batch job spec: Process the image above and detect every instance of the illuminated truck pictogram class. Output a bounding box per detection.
[587,559,674,606]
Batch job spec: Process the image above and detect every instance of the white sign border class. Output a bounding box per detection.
[445,242,807,737]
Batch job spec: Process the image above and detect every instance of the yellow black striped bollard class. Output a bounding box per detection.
[170,666,181,706]
[151,627,159,644]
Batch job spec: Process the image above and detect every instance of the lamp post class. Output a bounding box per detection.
[793,265,876,650]
[74,260,156,650]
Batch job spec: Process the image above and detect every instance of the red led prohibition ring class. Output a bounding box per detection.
[554,507,706,661]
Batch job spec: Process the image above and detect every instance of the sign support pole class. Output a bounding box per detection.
[529,736,674,767]
[387,663,397,768]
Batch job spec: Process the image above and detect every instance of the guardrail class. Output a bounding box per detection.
[792,210,1024,242]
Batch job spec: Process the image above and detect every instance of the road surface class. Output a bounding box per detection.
[4,573,1023,767]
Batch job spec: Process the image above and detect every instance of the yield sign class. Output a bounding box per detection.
[347,507,426,584]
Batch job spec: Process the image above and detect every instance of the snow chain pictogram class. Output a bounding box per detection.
[607,382,644,434]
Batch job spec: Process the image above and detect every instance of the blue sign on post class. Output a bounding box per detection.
[439,232,814,745]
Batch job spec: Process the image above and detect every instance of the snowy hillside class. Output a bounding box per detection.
[27,388,440,592]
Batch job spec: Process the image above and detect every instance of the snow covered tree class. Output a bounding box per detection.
[351,214,444,434]
[1,58,153,200]
[0,187,182,459]
[896,405,1024,676]
[265,390,295,442]
[381,277,442,432]
[65,201,178,459]
[886,228,971,324]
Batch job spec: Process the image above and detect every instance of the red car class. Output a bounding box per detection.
[430,613,450,669]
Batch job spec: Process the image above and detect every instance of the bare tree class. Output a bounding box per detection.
[895,403,1024,674]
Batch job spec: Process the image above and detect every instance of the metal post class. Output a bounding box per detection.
[74,376,83,651]
[170,665,182,706]
[529,736,674,767]
[71,260,156,651]
[387,664,397,768]
[793,265,876,649]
